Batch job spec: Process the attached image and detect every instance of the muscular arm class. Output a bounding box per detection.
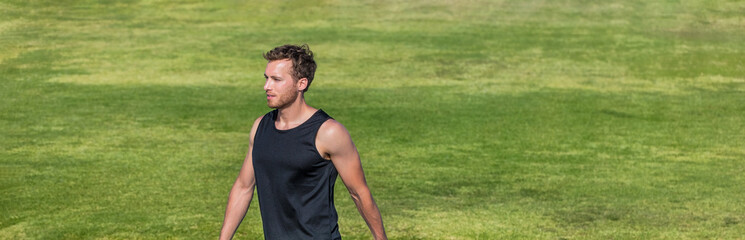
[219,117,262,240]
[317,120,388,240]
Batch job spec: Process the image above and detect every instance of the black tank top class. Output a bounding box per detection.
[252,109,341,240]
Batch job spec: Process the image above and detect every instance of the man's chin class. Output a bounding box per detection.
[267,102,285,109]
[266,100,278,109]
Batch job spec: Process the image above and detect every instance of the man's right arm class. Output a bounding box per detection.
[219,117,262,240]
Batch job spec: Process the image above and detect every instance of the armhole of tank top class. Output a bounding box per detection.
[313,118,334,161]
[254,112,272,139]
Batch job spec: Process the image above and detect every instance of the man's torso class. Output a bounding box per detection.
[252,109,341,239]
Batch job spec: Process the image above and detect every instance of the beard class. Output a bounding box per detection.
[267,88,299,109]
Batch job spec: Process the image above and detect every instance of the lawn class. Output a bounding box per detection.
[2,0,744,239]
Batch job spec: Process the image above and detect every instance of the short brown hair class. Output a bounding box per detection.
[263,44,317,92]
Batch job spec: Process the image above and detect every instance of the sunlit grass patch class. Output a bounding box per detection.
[49,70,250,86]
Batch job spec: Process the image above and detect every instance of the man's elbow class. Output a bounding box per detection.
[347,187,371,203]
[238,185,254,195]
[232,180,255,194]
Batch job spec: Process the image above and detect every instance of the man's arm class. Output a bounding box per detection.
[317,120,388,240]
[219,117,262,240]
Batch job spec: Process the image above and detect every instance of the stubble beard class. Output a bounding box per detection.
[268,88,299,109]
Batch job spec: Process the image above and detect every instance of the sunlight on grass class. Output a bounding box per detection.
[49,70,251,86]
[3,0,745,239]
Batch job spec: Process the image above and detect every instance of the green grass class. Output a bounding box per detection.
[2,0,745,239]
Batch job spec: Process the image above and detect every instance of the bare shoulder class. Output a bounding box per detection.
[318,119,351,140]
[249,116,264,144]
[251,116,263,127]
[317,119,355,158]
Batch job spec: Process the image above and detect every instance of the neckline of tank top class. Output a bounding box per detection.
[272,109,324,133]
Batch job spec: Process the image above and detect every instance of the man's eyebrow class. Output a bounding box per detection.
[264,74,283,81]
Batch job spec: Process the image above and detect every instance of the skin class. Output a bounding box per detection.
[219,59,387,240]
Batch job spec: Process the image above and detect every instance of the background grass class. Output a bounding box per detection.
[2,0,745,239]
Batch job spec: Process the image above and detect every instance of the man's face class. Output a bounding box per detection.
[264,59,300,109]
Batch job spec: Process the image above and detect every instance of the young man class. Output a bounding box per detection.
[219,44,387,240]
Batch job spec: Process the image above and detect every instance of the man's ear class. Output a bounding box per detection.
[297,77,308,92]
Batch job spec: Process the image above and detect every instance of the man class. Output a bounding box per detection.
[219,44,387,240]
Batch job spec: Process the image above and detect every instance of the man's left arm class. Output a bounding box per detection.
[317,120,387,240]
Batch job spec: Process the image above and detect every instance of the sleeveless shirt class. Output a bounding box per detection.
[252,109,341,240]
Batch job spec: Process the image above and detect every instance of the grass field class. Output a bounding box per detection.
[2,0,745,239]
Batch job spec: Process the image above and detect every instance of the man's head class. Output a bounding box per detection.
[263,44,316,92]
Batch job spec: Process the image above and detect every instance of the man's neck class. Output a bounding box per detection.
[275,96,317,130]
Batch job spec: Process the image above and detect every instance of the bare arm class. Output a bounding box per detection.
[318,120,387,240]
[219,117,262,240]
